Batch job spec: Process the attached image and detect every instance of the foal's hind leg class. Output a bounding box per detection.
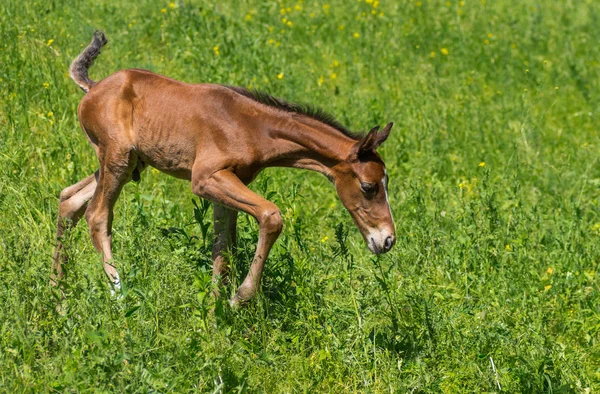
[212,204,238,296]
[85,149,137,290]
[51,172,98,286]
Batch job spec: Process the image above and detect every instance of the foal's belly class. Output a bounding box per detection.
[135,134,197,180]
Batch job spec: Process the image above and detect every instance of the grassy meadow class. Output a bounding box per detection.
[1,0,600,392]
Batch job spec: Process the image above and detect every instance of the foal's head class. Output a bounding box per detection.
[332,122,396,254]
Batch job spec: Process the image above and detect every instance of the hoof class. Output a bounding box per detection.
[229,285,256,309]
[55,301,67,316]
[229,295,244,309]
[110,280,124,300]
[229,292,252,309]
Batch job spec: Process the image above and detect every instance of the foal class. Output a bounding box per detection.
[52,31,396,306]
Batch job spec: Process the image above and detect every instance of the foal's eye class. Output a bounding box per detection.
[360,182,377,194]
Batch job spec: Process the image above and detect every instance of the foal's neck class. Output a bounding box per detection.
[270,115,356,178]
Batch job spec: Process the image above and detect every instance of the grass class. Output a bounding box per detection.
[1,0,599,392]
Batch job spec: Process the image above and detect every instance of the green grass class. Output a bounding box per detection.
[1,0,599,392]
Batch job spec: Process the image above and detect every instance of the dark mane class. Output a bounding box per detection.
[225,86,361,140]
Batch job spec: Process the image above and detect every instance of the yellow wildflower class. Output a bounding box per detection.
[330,73,337,79]
[544,285,552,291]
[246,14,252,21]
[547,267,554,275]
[353,32,360,38]
[268,38,275,45]
[160,8,166,13]
[277,72,284,79]
[321,236,329,243]
[441,48,449,55]
[484,39,490,45]
[213,45,220,56]
[168,2,175,8]
[47,111,54,117]
[478,161,486,167]
[43,82,50,89]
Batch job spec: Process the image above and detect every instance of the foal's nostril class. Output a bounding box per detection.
[384,236,394,251]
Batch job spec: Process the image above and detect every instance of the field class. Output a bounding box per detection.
[1,0,599,392]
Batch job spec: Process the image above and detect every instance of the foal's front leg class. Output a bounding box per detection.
[193,169,282,307]
[211,204,238,296]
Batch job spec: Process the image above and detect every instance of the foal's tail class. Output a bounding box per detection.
[69,30,108,93]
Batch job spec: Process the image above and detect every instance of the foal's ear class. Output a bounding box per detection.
[354,122,394,156]
[376,122,393,147]
[357,125,380,153]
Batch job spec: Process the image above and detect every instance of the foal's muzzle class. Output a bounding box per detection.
[367,231,396,255]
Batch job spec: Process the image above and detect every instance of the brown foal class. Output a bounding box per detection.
[52,31,396,307]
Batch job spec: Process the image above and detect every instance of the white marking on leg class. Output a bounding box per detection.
[113,271,121,290]
[109,271,121,297]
